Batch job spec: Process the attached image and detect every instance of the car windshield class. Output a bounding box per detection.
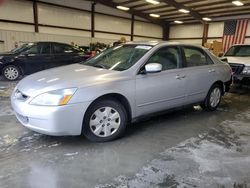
[83,44,152,71]
[11,43,34,54]
[224,45,250,57]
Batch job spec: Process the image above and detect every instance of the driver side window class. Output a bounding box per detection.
[147,46,180,71]
[28,45,42,54]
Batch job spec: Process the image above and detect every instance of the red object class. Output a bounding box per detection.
[222,19,249,52]
[0,0,6,6]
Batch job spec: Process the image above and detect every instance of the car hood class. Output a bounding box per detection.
[17,64,127,97]
[0,52,16,59]
[225,56,250,66]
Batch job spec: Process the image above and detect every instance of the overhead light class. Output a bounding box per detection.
[146,0,160,5]
[150,13,160,18]
[232,1,244,6]
[174,20,183,24]
[202,17,212,21]
[116,6,130,11]
[178,9,190,13]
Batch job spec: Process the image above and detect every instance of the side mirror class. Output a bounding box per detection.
[145,63,162,73]
[220,57,228,62]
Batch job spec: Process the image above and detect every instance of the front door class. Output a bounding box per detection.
[18,43,53,74]
[135,46,187,117]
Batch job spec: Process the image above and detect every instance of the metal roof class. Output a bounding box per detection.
[96,0,250,25]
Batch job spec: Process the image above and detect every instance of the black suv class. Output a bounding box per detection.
[0,42,85,80]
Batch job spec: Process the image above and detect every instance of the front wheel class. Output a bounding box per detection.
[2,65,21,81]
[82,99,128,142]
[201,84,222,111]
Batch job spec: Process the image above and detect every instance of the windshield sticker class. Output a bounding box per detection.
[135,46,152,50]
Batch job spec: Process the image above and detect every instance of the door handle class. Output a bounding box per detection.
[176,75,181,79]
[208,69,215,73]
[175,75,186,79]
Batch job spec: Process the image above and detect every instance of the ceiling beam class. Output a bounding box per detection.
[162,0,204,23]
[189,0,230,9]
[95,0,165,26]
[208,10,250,17]
[119,0,141,6]
[129,3,149,9]
[200,5,250,14]
[135,4,167,12]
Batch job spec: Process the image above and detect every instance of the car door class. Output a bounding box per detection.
[19,43,53,74]
[181,46,217,104]
[135,46,187,117]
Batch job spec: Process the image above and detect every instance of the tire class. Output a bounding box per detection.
[82,99,128,142]
[201,84,222,111]
[2,65,21,81]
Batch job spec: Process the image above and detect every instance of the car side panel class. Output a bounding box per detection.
[69,78,137,119]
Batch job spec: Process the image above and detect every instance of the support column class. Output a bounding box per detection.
[33,0,39,33]
[91,2,96,38]
[130,14,134,41]
[202,23,209,46]
[163,22,170,41]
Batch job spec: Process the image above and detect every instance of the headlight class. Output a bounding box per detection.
[0,56,3,60]
[242,66,250,74]
[30,88,77,106]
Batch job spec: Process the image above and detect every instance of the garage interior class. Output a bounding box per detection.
[0,0,250,187]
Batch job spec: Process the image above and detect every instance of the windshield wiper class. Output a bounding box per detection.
[93,64,107,69]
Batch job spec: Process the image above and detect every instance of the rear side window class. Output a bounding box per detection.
[53,44,80,54]
[27,45,41,54]
[183,47,213,67]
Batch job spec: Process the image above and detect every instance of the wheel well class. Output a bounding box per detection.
[86,93,132,122]
[213,81,224,95]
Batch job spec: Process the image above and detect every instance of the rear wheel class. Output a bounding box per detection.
[82,99,128,142]
[201,84,222,111]
[2,65,21,81]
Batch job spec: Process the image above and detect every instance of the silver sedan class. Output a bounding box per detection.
[11,41,232,142]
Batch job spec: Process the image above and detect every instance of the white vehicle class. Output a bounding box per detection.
[223,44,250,82]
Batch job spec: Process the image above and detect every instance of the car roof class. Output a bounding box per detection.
[28,41,71,45]
[125,41,205,49]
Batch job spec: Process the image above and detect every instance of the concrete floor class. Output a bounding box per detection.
[0,79,250,188]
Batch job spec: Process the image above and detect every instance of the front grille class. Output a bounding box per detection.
[228,63,245,75]
[14,90,29,101]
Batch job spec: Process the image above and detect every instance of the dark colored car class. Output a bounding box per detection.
[0,42,85,80]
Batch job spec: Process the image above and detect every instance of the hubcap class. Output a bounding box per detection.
[4,67,19,80]
[89,107,121,137]
[209,87,221,108]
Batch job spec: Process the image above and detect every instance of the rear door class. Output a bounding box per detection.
[181,46,217,104]
[52,43,83,68]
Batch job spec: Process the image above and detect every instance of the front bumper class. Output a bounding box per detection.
[232,74,250,80]
[11,93,91,136]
